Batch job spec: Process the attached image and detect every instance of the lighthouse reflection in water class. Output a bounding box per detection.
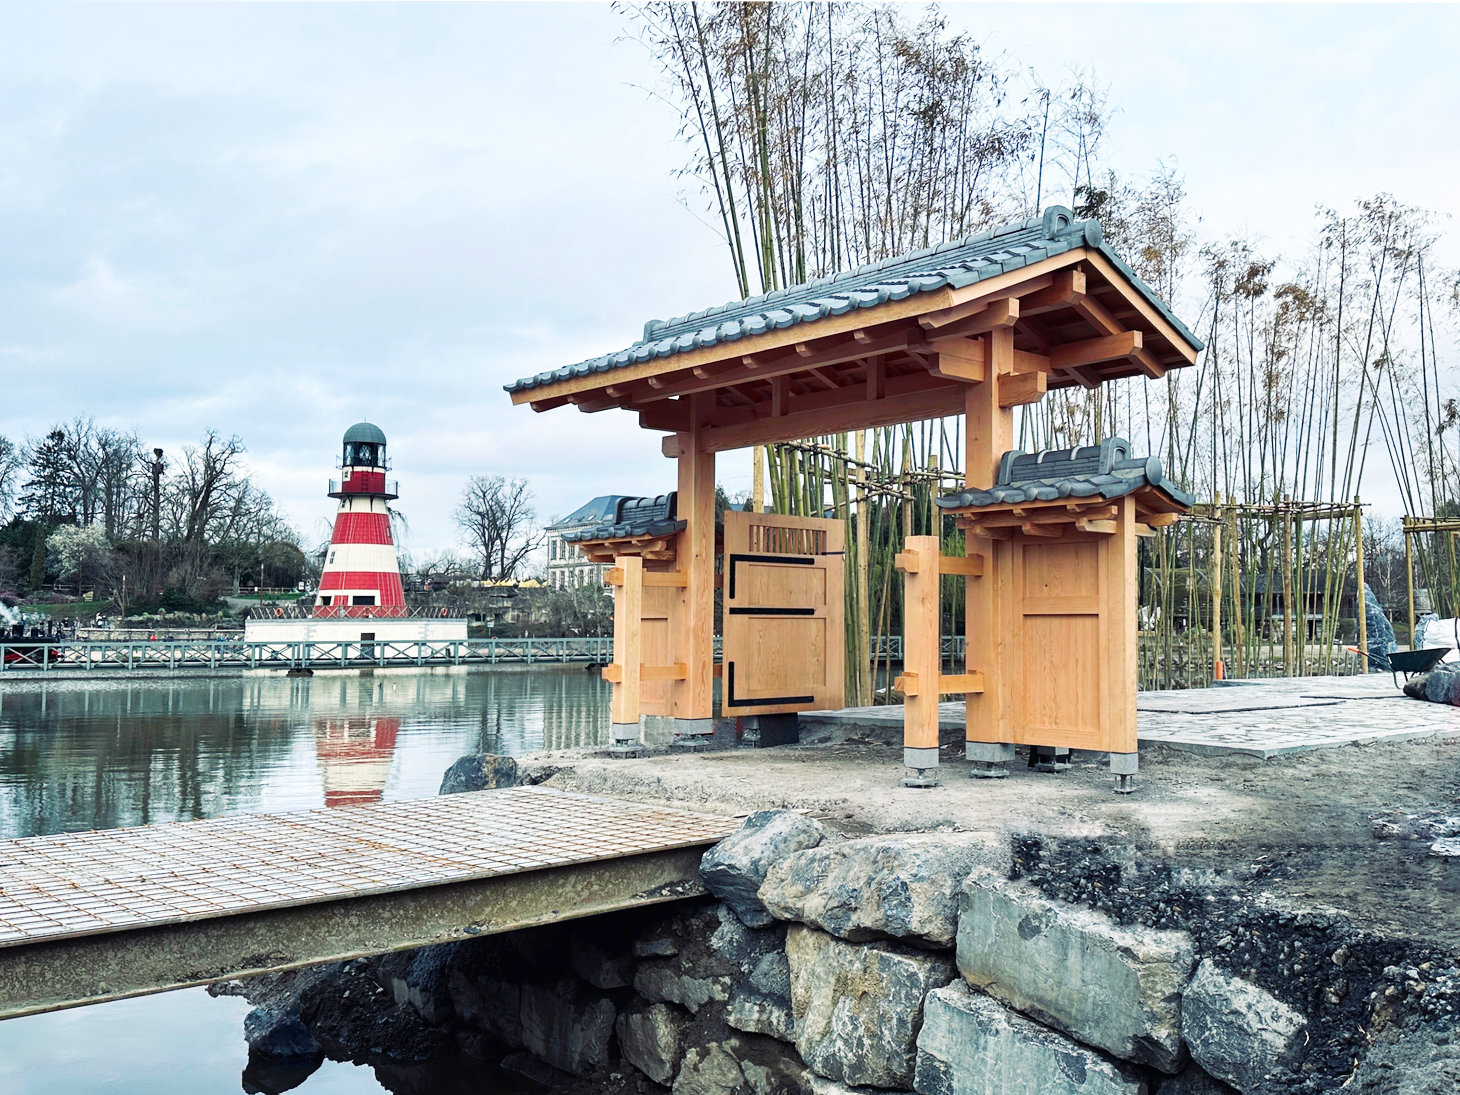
[314,713,400,808]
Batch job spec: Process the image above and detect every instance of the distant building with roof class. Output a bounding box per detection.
[545,494,683,590]
[545,496,629,590]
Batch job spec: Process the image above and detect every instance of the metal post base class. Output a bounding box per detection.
[1110,751,1138,794]
[609,722,644,757]
[967,742,1015,779]
[1029,746,1071,773]
[672,718,715,751]
[903,747,939,788]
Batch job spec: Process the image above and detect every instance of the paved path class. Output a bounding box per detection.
[0,788,736,1017]
[803,675,1460,759]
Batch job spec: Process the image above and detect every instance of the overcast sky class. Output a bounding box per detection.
[1,3,1457,559]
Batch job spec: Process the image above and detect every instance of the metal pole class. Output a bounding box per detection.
[1212,516,1224,680]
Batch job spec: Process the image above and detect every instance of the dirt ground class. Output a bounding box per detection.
[520,712,1460,952]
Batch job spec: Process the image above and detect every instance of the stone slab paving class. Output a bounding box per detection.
[804,674,1460,760]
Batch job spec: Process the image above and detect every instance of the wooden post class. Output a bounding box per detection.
[1354,499,1367,668]
[751,445,765,515]
[672,406,717,742]
[1102,495,1140,762]
[1212,516,1224,680]
[965,329,1014,774]
[608,554,642,747]
[1405,521,1416,649]
[896,535,942,785]
[1282,501,1295,676]
[855,430,871,706]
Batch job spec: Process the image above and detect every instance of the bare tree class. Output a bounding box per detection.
[0,435,20,519]
[455,475,543,581]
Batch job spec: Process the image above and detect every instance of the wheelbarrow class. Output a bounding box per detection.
[1348,646,1450,688]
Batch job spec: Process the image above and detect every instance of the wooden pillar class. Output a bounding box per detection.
[1354,499,1367,668]
[1282,503,1295,676]
[608,554,642,747]
[1405,522,1416,649]
[1102,496,1140,753]
[897,535,942,785]
[965,328,1014,772]
[855,430,871,706]
[751,445,765,515]
[1212,517,1224,680]
[673,410,716,740]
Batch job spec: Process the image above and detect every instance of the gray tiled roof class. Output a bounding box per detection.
[560,492,684,543]
[506,206,1203,395]
[936,438,1194,510]
[548,495,632,530]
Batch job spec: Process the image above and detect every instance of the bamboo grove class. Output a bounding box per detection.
[626,1,1460,693]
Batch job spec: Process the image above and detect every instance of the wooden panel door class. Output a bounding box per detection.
[721,511,845,716]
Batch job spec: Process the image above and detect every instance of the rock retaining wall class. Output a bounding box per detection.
[220,762,1460,1095]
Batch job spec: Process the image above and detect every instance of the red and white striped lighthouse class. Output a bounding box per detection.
[316,421,405,616]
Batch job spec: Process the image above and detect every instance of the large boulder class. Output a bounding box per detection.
[760,833,996,948]
[1363,585,1396,673]
[519,978,616,1075]
[787,924,955,1089]
[617,1000,689,1085]
[701,811,828,927]
[243,1007,321,1060]
[913,982,1146,1095]
[1181,960,1307,1092]
[439,753,518,794]
[956,868,1192,1073]
[672,1034,813,1095]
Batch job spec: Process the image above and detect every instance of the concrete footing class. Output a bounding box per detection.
[967,742,1014,779]
[902,747,939,788]
[672,719,715,752]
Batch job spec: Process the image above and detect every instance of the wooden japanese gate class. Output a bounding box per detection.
[508,206,1202,779]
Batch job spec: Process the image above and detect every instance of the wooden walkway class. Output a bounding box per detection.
[0,788,737,1018]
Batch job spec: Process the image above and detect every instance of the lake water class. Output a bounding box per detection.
[0,667,612,1094]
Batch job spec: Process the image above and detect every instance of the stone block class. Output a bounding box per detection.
[571,933,635,990]
[447,970,522,1047]
[956,869,1192,1072]
[439,753,517,794]
[1153,1064,1236,1095]
[674,1034,813,1095]
[701,811,828,928]
[243,1008,320,1060]
[809,1078,912,1095]
[787,924,955,1089]
[913,982,1146,1095]
[729,987,796,1042]
[761,833,996,947]
[519,978,615,1076]
[635,958,731,1014]
[617,1000,689,1085]
[1181,960,1307,1093]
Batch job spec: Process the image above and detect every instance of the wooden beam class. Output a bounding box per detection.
[1075,518,1118,535]
[918,294,1023,334]
[568,394,619,413]
[700,381,966,453]
[1049,332,1142,371]
[530,396,571,412]
[998,371,1047,407]
[939,554,985,577]
[929,339,987,384]
[1019,268,1086,315]
[1011,349,1051,376]
[939,672,986,695]
[866,357,885,401]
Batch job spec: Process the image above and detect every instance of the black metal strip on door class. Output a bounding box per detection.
[725,661,814,708]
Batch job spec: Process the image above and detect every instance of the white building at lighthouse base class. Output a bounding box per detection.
[243,616,467,644]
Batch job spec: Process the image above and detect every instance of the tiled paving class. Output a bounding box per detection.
[0,788,736,949]
[804,675,1460,759]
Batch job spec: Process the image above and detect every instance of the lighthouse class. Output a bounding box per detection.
[317,422,404,616]
[242,421,465,647]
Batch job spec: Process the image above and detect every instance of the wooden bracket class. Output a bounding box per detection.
[894,672,918,697]
[603,662,687,684]
[939,554,986,577]
[894,548,922,573]
[1074,518,1118,535]
[939,672,986,695]
[607,568,688,588]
